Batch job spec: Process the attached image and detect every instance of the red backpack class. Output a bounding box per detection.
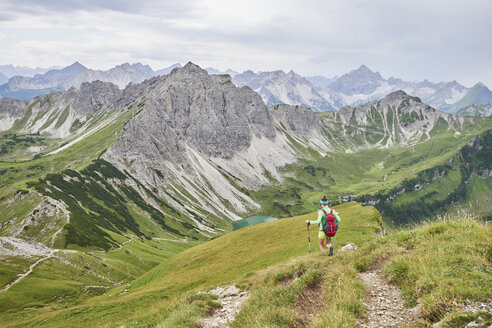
[320,208,338,237]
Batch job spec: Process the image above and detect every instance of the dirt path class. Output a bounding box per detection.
[0,251,56,293]
[358,268,419,328]
[293,283,324,327]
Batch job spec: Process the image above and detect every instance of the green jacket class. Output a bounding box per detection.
[309,207,341,231]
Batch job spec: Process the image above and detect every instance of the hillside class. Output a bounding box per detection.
[1,203,490,327]
[0,202,383,327]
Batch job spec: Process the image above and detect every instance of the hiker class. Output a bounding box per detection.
[305,195,340,255]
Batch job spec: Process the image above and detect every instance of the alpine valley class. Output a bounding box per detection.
[0,63,491,327]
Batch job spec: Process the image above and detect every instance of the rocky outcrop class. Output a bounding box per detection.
[102,63,284,219]
[321,90,470,149]
[0,98,26,130]
[199,285,250,328]
[270,104,319,136]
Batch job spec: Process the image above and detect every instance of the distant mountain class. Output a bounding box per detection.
[0,64,58,78]
[0,62,157,100]
[205,67,239,77]
[69,62,154,89]
[233,70,337,111]
[0,72,8,85]
[231,65,492,113]
[154,63,182,76]
[456,104,492,117]
[330,65,385,96]
[440,82,492,113]
[6,62,89,90]
[306,75,338,88]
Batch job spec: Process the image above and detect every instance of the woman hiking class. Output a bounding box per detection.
[305,195,341,255]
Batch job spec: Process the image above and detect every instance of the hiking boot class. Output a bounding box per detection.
[329,246,334,256]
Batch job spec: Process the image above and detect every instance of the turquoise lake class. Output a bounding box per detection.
[233,215,278,230]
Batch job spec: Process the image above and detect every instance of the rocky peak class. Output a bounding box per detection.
[63,62,88,74]
[352,65,383,80]
[329,65,384,95]
[383,90,411,103]
[106,62,276,165]
[171,62,208,77]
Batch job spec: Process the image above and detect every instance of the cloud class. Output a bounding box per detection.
[0,0,490,86]
[0,0,201,18]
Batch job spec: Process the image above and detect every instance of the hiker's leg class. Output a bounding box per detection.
[317,231,326,253]
[318,238,326,253]
[326,237,331,248]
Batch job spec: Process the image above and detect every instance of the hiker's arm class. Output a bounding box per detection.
[306,210,323,225]
[334,210,341,223]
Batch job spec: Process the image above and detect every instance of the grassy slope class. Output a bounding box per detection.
[230,217,491,328]
[0,202,382,327]
[0,108,134,200]
[3,205,489,328]
[253,119,492,222]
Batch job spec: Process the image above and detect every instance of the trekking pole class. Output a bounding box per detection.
[307,223,311,255]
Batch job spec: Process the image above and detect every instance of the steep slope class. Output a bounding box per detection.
[0,80,123,141]
[102,63,311,222]
[320,90,468,149]
[253,91,491,219]
[359,128,492,225]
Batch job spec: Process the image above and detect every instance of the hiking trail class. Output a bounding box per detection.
[198,285,249,328]
[358,264,420,328]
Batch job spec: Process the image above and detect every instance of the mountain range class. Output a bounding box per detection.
[0,63,488,236]
[234,64,492,113]
[1,62,492,114]
[0,62,491,327]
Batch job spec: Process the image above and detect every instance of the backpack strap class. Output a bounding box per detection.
[320,208,329,218]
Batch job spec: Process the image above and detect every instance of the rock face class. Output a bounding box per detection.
[0,62,479,244]
[0,98,26,130]
[102,63,296,219]
[104,62,276,160]
[270,104,319,136]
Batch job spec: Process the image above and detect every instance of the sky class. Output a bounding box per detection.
[0,0,491,87]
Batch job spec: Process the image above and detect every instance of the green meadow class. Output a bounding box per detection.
[1,203,490,327]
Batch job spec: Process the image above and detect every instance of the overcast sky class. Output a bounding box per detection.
[0,0,491,87]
